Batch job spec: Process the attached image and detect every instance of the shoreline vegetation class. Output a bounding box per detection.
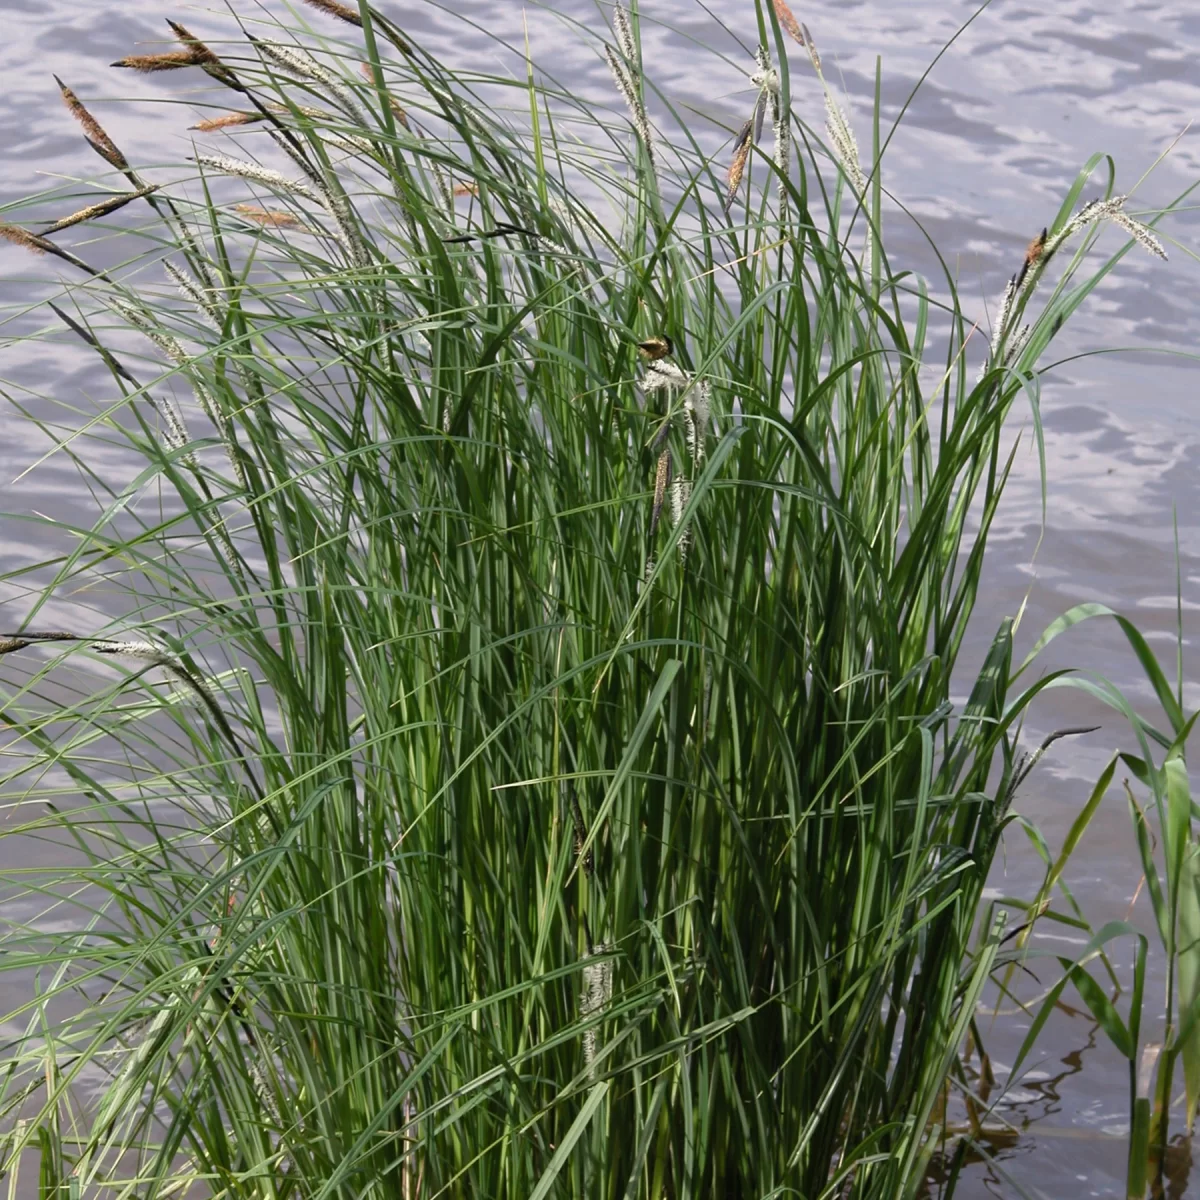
[0,1,1192,1196]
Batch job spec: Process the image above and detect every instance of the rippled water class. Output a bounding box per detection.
[3,1,1200,1195]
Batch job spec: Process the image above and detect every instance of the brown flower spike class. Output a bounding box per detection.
[359,63,411,128]
[637,336,673,362]
[114,22,236,87]
[301,0,364,26]
[650,448,672,539]
[234,204,306,230]
[305,0,412,54]
[190,112,265,132]
[1016,226,1048,288]
[40,187,160,235]
[54,76,129,170]
[113,49,203,72]
[723,119,754,215]
[772,0,806,46]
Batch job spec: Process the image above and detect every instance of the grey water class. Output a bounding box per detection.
[3,0,1200,1195]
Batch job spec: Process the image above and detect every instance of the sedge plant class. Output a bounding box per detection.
[0,1,1179,1197]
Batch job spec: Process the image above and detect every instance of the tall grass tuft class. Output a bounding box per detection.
[0,3,1178,1197]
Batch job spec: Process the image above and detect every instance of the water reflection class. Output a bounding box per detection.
[3,1,1200,1195]
[926,1005,1195,1197]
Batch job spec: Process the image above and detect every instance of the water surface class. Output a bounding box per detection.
[3,1,1199,1195]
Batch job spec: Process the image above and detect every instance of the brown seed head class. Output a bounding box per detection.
[113,50,204,72]
[190,111,265,132]
[650,448,673,538]
[54,76,129,170]
[234,204,305,229]
[723,120,754,215]
[1025,227,1048,268]
[0,223,55,255]
[166,21,220,65]
[772,0,806,46]
[637,335,673,361]
[1016,226,1048,287]
[40,186,160,235]
[359,63,411,128]
[301,0,364,26]
[803,24,820,71]
[167,20,240,86]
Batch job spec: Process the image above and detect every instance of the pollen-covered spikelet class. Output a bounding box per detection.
[257,41,365,125]
[671,476,693,561]
[579,944,614,1072]
[0,224,58,255]
[40,186,160,234]
[193,153,322,203]
[604,18,656,175]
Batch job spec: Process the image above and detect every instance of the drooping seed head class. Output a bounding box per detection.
[1109,208,1168,260]
[671,476,693,561]
[580,943,615,1069]
[686,379,711,468]
[257,40,365,126]
[604,45,656,171]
